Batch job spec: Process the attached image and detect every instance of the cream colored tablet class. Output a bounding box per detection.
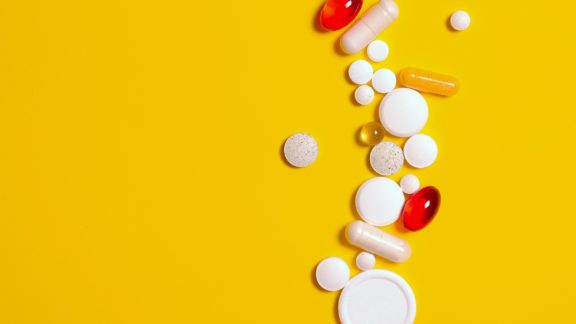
[369,141,403,176]
[283,133,318,167]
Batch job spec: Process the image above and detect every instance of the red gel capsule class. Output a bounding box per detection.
[320,0,363,31]
[402,186,441,231]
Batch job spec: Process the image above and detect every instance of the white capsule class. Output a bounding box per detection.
[450,10,471,31]
[400,174,420,194]
[372,69,397,94]
[346,221,411,263]
[348,60,373,85]
[354,85,375,105]
[356,252,376,271]
[404,134,438,168]
[367,40,389,62]
[316,257,350,291]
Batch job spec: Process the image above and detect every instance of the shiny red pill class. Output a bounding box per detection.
[320,0,363,31]
[402,186,441,231]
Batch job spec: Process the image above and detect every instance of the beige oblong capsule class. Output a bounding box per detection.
[398,67,460,96]
[346,221,411,263]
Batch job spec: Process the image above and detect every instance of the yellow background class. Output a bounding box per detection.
[0,0,575,323]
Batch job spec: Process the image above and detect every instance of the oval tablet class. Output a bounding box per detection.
[372,69,396,94]
[404,134,438,168]
[355,177,405,226]
[379,88,428,138]
[348,60,373,85]
[283,133,318,167]
[316,257,350,291]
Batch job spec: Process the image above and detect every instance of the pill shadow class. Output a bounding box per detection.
[446,15,457,32]
[313,3,329,33]
[333,38,348,57]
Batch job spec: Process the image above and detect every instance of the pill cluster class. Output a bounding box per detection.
[283,2,470,323]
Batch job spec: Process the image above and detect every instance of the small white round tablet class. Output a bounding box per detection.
[400,174,420,194]
[355,177,405,226]
[339,270,416,324]
[348,60,373,85]
[283,133,318,168]
[354,85,375,105]
[450,10,471,31]
[367,40,389,62]
[379,88,428,138]
[372,69,396,94]
[316,257,350,292]
[356,252,376,271]
[369,141,404,176]
[404,134,438,168]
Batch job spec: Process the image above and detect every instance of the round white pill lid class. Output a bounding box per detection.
[339,270,416,324]
[380,88,428,138]
[355,177,405,226]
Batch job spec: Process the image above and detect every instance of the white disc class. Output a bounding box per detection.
[354,85,375,105]
[348,60,373,85]
[369,141,404,176]
[372,69,396,94]
[339,270,416,324]
[450,10,471,31]
[355,177,405,226]
[356,252,376,271]
[316,257,350,292]
[367,40,389,62]
[379,88,428,138]
[404,134,438,168]
[400,174,420,194]
[283,133,318,167]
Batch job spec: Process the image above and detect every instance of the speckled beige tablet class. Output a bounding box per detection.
[283,133,318,167]
[369,141,403,176]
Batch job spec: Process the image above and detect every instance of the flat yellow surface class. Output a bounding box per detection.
[1,0,575,323]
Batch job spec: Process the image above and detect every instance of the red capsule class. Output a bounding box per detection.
[402,186,441,231]
[320,0,363,31]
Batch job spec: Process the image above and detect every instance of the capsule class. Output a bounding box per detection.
[346,221,411,263]
[398,67,460,96]
[341,0,399,55]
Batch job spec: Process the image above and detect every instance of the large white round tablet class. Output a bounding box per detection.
[450,10,471,31]
[283,133,318,168]
[369,141,404,176]
[400,174,420,194]
[356,252,376,271]
[354,85,375,105]
[367,40,389,62]
[316,257,350,292]
[355,177,405,226]
[339,270,416,324]
[404,134,438,168]
[379,88,428,138]
[372,69,396,94]
[348,60,373,85]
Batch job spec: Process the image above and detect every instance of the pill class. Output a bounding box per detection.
[359,121,385,146]
[348,60,373,85]
[402,186,441,231]
[450,10,471,31]
[356,252,376,271]
[316,257,350,291]
[400,174,420,194]
[372,68,396,94]
[354,85,375,105]
[379,88,428,138]
[283,133,318,167]
[404,134,438,168]
[398,67,460,96]
[367,40,389,62]
[346,221,412,263]
[369,141,403,176]
[341,0,399,54]
[355,177,405,226]
[320,0,363,31]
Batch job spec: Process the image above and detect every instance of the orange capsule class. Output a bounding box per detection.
[398,67,460,96]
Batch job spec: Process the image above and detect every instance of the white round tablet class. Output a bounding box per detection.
[356,252,376,271]
[355,177,405,226]
[379,88,428,138]
[354,85,375,105]
[339,270,416,324]
[348,60,373,85]
[369,141,404,176]
[450,10,471,31]
[404,134,438,168]
[367,40,389,62]
[372,69,396,94]
[283,133,318,168]
[400,174,420,194]
[316,257,350,292]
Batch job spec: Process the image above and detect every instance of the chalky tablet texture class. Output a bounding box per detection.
[369,141,404,176]
[400,174,420,194]
[355,177,405,226]
[379,88,428,138]
[450,10,471,31]
[356,252,376,271]
[367,40,389,62]
[283,133,318,167]
[316,257,350,291]
[348,60,373,85]
[372,69,396,94]
[354,85,375,105]
[404,134,438,168]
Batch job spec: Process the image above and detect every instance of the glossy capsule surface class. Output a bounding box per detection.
[398,67,460,96]
[402,186,441,231]
[346,221,411,263]
[320,0,363,31]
